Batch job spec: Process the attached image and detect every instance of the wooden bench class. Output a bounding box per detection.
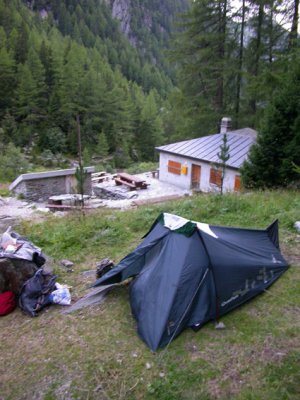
[114,177,136,190]
[115,172,149,190]
[92,171,109,184]
[92,176,106,184]
[92,171,106,177]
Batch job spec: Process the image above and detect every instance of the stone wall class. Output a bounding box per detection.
[10,168,94,202]
[13,177,68,202]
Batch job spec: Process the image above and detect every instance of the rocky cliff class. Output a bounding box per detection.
[107,0,189,48]
[109,0,131,36]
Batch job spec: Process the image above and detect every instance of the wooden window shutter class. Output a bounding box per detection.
[210,168,222,186]
[234,175,241,191]
[168,160,181,175]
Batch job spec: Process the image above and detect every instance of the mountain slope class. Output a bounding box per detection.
[24,0,190,90]
[0,0,189,168]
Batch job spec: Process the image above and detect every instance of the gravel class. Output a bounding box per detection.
[0,173,191,229]
[93,173,191,209]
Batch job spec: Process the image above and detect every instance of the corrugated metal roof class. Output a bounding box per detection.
[156,128,257,169]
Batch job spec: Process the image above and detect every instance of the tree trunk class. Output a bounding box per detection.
[268,0,274,64]
[288,0,299,51]
[250,0,264,114]
[216,0,228,115]
[235,0,246,127]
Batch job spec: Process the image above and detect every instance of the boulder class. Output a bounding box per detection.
[0,257,38,295]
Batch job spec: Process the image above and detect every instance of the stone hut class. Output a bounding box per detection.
[9,167,95,202]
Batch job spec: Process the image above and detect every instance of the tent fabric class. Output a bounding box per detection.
[93,213,289,351]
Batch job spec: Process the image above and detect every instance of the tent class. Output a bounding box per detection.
[93,213,289,351]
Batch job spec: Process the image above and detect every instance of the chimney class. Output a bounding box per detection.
[220,117,232,134]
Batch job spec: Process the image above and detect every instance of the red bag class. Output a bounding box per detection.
[0,291,17,316]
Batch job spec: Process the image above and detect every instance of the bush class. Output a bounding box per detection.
[38,127,67,154]
[40,149,55,167]
[126,162,158,174]
[0,143,29,182]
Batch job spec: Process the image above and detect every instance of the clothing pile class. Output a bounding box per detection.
[0,228,71,317]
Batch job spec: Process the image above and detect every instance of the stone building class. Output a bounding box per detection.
[9,167,95,202]
[156,119,257,193]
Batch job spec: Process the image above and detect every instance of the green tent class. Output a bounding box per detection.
[93,213,289,351]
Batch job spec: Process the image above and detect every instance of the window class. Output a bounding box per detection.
[234,175,241,191]
[168,160,181,175]
[210,168,222,186]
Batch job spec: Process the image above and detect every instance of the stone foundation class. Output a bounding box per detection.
[10,167,95,202]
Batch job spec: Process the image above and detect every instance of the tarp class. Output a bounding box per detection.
[93,213,289,351]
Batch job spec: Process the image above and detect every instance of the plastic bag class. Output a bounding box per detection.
[0,228,17,252]
[48,283,71,306]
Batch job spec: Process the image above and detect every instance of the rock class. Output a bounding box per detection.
[81,270,96,278]
[93,185,129,200]
[215,321,226,329]
[60,259,74,268]
[0,257,38,295]
[36,207,50,213]
[294,221,300,233]
[145,363,152,369]
[60,259,74,272]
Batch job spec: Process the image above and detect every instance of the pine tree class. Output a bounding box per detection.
[234,0,247,127]
[138,90,164,161]
[241,63,300,187]
[243,0,288,126]
[14,64,40,124]
[288,0,299,51]
[14,21,29,64]
[95,131,109,158]
[26,47,47,114]
[0,47,16,118]
[217,133,230,195]
[170,0,234,136]
[0,111,17,144]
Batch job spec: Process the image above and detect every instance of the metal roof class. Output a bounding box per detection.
[156,128,257,169]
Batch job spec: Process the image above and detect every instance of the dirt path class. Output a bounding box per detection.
[0,197,49,231]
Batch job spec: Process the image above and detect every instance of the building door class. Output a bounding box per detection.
[191,164,201,189]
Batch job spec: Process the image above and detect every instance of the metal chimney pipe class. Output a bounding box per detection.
[220,117,232,134]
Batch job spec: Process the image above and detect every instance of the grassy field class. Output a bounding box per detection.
[0,191,299,400]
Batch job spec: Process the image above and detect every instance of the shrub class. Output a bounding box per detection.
[0,143,29,182]
[126,161,158,174]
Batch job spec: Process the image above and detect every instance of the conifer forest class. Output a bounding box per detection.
[0,0,299,187]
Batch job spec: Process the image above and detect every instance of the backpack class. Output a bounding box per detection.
[19,269,57,317]
[0,291,17,316]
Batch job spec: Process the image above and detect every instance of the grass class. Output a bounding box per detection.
[0,183,10,197]
[0,190,299,399]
